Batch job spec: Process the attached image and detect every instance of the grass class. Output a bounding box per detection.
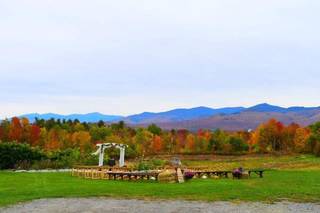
[1,155,320,207]
[181,154,320,170]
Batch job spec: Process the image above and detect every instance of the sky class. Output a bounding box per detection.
[0,0,320,118]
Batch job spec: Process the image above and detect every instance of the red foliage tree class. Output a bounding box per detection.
[8,117,23,142]
[30,125,41,146]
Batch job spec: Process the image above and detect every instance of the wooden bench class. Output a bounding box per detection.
[185,170,232,178]
[105,171,160,181]
[248,170,264,178]
[232,170,265,179]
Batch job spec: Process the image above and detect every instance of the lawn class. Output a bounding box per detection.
[181,154,320,170]
[1,155,320,207]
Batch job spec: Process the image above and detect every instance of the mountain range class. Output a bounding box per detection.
[19,113,123,123]
[19,103,320,131]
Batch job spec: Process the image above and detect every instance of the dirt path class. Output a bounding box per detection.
[1,198,319,213]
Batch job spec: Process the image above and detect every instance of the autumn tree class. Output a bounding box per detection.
[308,122,320,156]
[133,128,153,156]
[208,129,228,153]
[228,136,248,153]
[255,119,285,152]
[45,128,61,151]
[282,123,300,152]
[21,117,31,143]
[147,124,162,136]
[176,129,188,153]
[0,119,10,142]
[152,135,163,153]
[90,126,112,142]
[8,117,23,142]
[293,127,310,153]
[185,133,195,153]
[29,124,41,146]
[247,130,258,153]
[71,131,92,153]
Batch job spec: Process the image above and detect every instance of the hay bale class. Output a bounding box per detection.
[158,169,177,183]
[213,175,220,179]
[242,172,249,179]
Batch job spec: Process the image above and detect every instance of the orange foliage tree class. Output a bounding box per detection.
[8,117,23,142]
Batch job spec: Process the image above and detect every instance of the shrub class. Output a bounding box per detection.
[314,142,320,157]
[126,145,139,159]
[135,159,167,171]
[137,161,150,171]
[31,160,65,170]
[151,159,165,167]
[48,148,81,168]
[0,142,46,169]
[80,153,99,165]
[228,136,249,153]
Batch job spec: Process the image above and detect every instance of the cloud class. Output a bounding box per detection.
[0,0,319,118]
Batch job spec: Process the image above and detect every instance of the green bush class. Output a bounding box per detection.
[126,145,139,159]
[137,161,151,171]
[0,142,45,169]
[151,159,165,167]
[80,153,99,165]
[31,160,65,170]
[48,148,81,168]
[136,159,166,171]
[228,136,249,153]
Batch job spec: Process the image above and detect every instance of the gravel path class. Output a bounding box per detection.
[1,198,319,213]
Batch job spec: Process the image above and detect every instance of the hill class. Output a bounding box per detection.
[122,106,245,123]
[17,103,320,130]
[143,104,320,131]
[19,112,123,123]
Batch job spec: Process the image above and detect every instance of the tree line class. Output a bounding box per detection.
[0,117,320,157]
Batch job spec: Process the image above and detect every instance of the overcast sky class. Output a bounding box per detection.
[0,0,319,118]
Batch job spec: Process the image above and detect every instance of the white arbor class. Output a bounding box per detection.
[92,143,128,167]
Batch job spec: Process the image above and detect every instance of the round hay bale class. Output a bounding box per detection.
[158,169,177,183]
[213,175,220,179]
[242,172,249,179]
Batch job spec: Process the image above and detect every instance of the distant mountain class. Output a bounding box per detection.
[246,103,287,113]
[245,103,320,113]
[17,103,320,131]
[20,112,123,123]
[142,105,320,131]
[150,110,320,131]
[121,106,245,123]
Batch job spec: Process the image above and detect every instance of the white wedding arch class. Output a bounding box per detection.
[92,143,128,167]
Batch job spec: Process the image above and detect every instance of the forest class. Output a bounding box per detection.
[0,117,320,169]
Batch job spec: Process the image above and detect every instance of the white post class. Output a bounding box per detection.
[119,147,125,167]
[98,145,104,167]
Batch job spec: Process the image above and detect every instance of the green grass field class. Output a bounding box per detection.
[181,154,320,170]
[1,155,320,207]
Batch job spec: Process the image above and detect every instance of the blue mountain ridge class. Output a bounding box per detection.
[18,103,320,124]
[19,112,123,123]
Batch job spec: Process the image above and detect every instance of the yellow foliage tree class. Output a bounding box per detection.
[293,127,310,153]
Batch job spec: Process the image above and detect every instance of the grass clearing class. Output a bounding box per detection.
[1,155,320,207]
[181,154,320,170]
